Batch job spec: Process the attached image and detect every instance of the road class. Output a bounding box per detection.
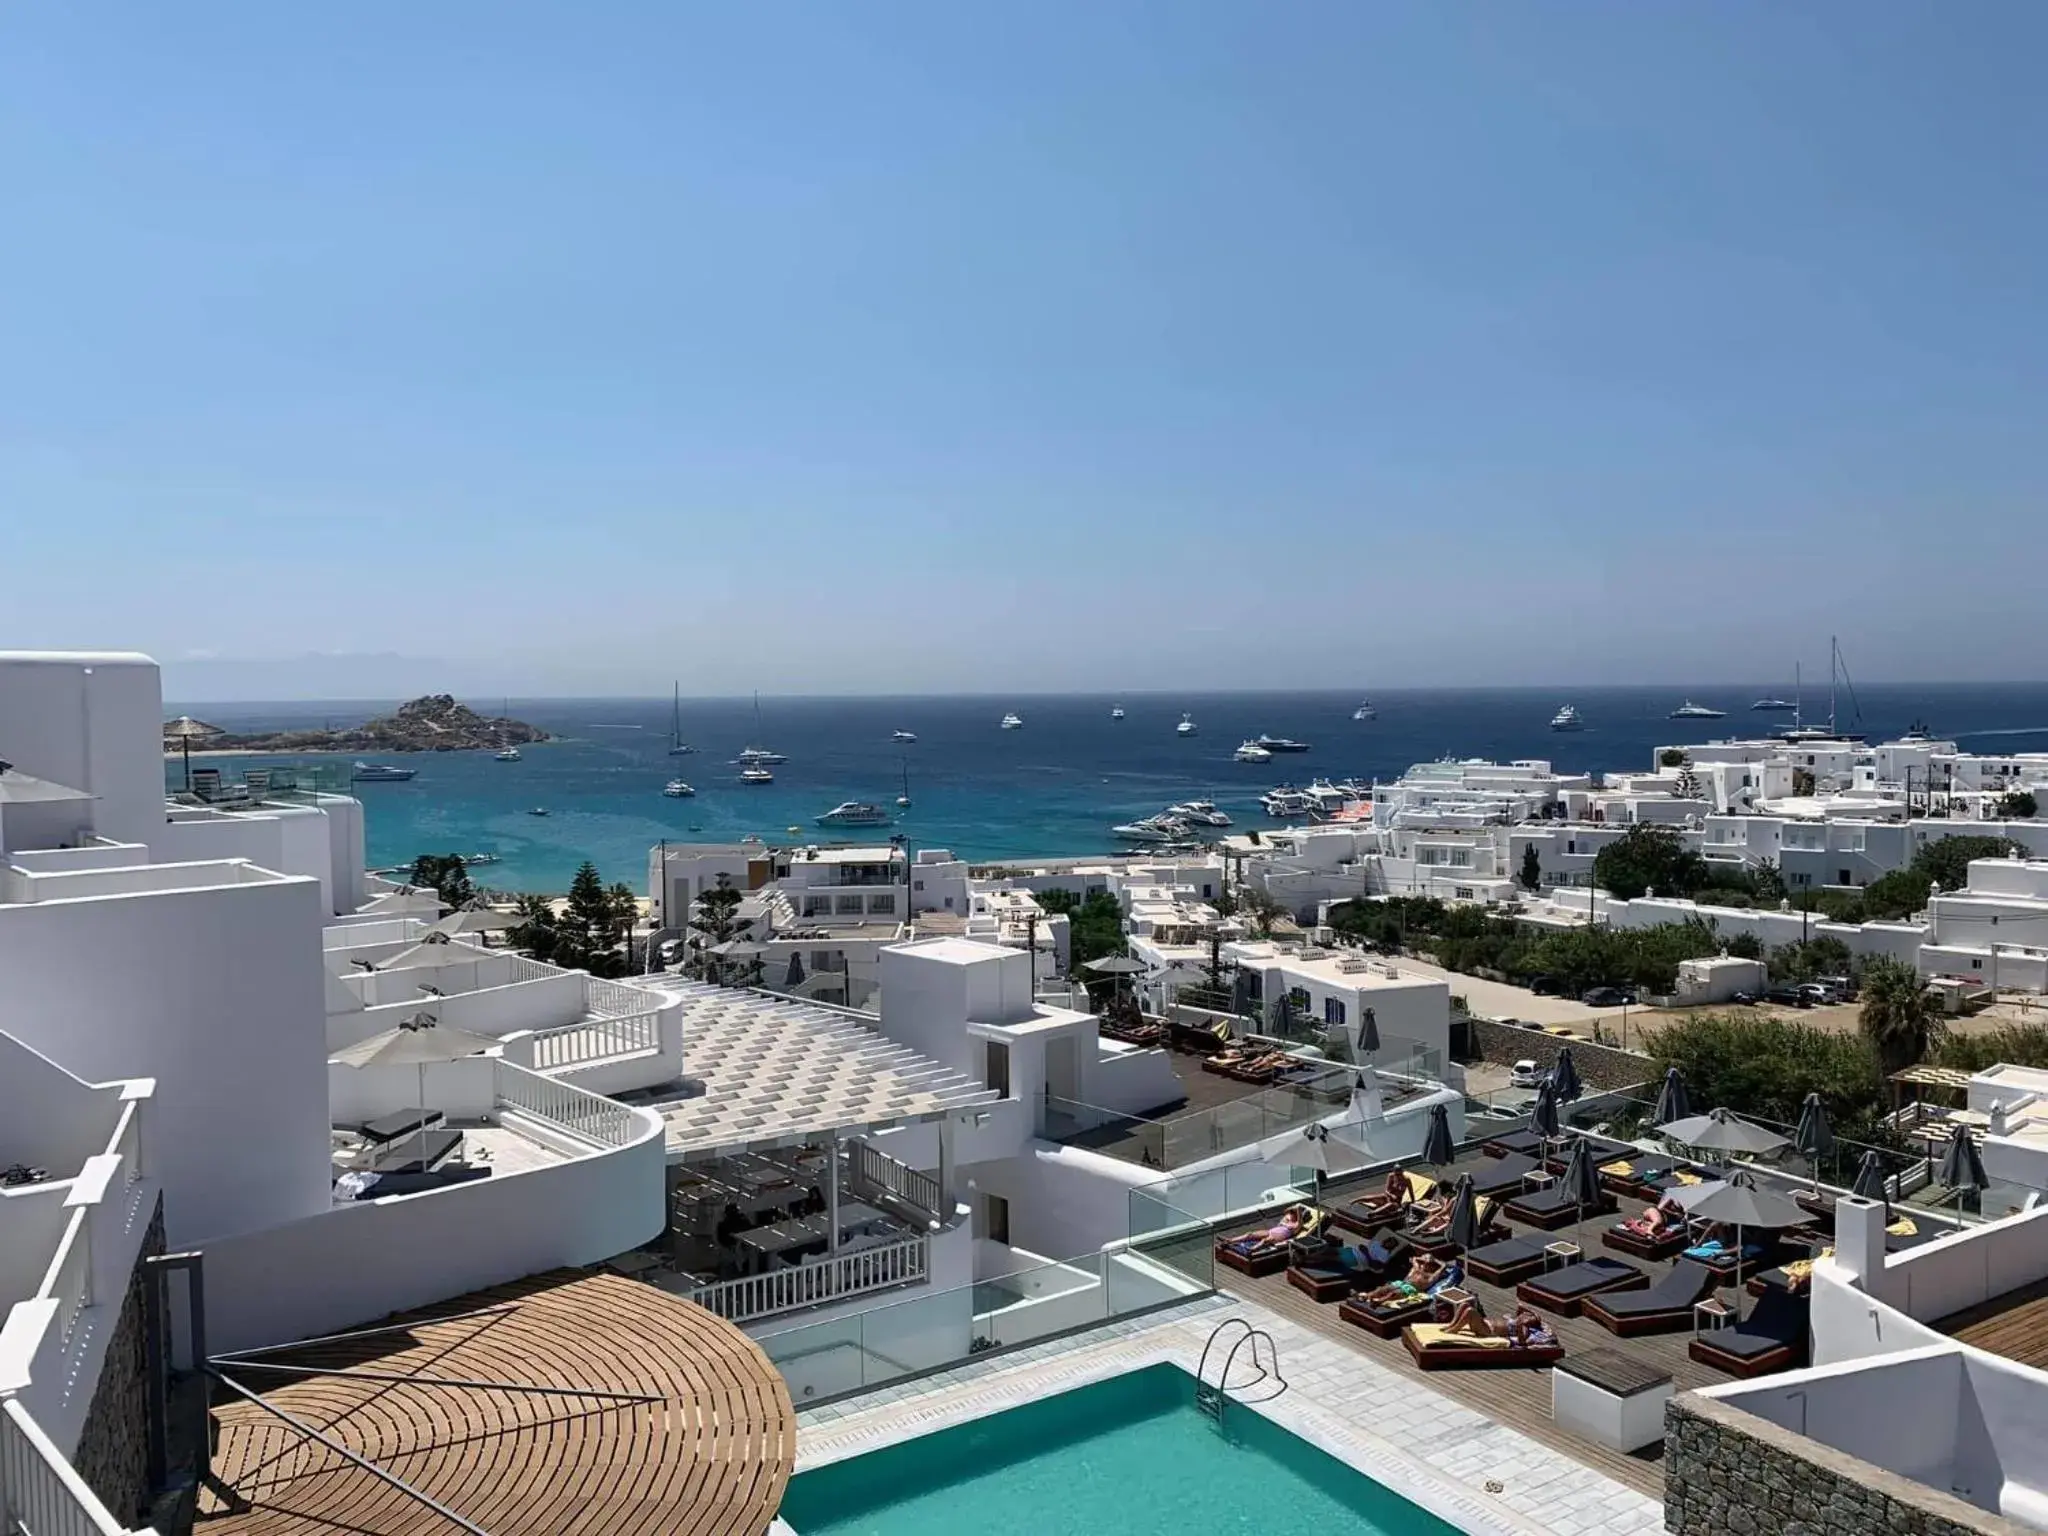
[1389,955,1628,1033]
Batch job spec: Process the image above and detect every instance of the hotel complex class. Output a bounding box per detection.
[9,649,2048,1535]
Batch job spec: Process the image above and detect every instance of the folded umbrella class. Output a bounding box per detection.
[1653,1066,1692,1126]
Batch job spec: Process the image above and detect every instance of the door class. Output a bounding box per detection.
[985,1040,1011,1098]
[1046,1036,1080,1104]
[984,1193,1010,1245]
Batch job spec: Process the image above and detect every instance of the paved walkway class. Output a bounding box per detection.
[794,1294,1664,1536]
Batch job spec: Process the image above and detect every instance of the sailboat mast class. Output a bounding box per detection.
[1829,636,1839,735]
[1793,662,1802,731]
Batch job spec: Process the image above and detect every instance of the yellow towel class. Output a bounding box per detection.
[1408,1324,1509,1350]
[1600,1159,1636,1177]
[1405,1171,1439,1201]
[1674,1171,1703,1186]
[1888,1216,1918,1237]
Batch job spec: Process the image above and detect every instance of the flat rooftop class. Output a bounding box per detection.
[1229,941,1446,992]
[200,1271,794,1536]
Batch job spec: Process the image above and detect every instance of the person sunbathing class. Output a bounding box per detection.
[1380,1168,1416,1212]
[1442,1297,1553,1346]
[1618,1198,1686,1239]
[1361,1253,1445,1304]
[1224,1205,1313,1254]
[1337,1234,1397,1272]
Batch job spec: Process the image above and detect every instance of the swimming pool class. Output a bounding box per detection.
[779,1362,1464,1535]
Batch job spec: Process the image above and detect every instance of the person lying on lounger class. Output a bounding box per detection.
[1682,1222,1761,1262]
[1224,1205,1314,1254]
[1381,1168,1416,1212]
[1361,1253,1446,1304]
[1617,1197,1687,1240]
[1442,1297,1554,1346]
[1337,1234,1398,1272]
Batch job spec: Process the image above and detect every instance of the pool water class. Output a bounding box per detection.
[779,1363,1462,1536]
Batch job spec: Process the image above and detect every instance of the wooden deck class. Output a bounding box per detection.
[198,1270,794,1536]
[1218,1154,1770,1500]
[1937,1274,2048,1368]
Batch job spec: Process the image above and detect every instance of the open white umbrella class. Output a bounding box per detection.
[1258,1120,1376,1206]
[1670,1170,1809,1318]
[331,1013,495,1173]
[431,905,517,939]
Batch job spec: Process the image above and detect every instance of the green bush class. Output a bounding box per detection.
[1642,1011,1894,1143]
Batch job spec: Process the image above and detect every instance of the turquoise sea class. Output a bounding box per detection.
[166,685,2048,893]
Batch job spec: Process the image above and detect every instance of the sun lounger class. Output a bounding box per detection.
[1463,1235,1551,1286]
[1287,1254,1374,1302]
[366,1128,463,1176]
[1408,1196,1506,1256]
[1683,1235,1776,1284]
[1689,1290,1809,1378]
[1401,1321,1564,1371]
[1331,1173,1438,1237]
[1463,1154,1542,1199]
[1501,1183,1617,1231]
[1481,1128,1545,1160]
[1601,1218,1691,1260]
[357,1108,446,1147]
[1515,1256,1646,1317]
[1215,1209,1326,1276]
[1338,1288,1439,1338]
[1584,1259,1719,1336]
[1599,1154,1680,1197]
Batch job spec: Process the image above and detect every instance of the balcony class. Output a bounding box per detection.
[682,1233,930,1324]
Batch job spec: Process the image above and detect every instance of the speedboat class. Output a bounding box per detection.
[817,801,891,827]
[1233,740,1272,763]
[1176,713,1197,736]
[1669,700,1727,719]
[1256,734,1310,753]
[351,762,417,783]
[493,746,522,761]
[662,779,695,798]
[740,766,774,785]
[1261,787,1315,817]
[1170,800,1231,827]
[736,746,787,765]
[1110,705,1125,720]
[891,730,917,743]
[1352,700,1377,721]
[1549,705,1583,732]
[1000,712,1023,730]
[1750,697,1797,712]
[1112,815,1191,843]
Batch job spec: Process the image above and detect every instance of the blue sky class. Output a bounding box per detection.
[5,4,2046,698]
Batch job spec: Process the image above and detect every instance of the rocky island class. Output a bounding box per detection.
[195,695,551,754]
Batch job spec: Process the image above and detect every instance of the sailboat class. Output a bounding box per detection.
[667,683,695,756]
[896,757,912,809]
[737,692,787,764]
[1778,639,1866,743]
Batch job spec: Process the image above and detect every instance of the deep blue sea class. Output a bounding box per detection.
[165,686,2048,893]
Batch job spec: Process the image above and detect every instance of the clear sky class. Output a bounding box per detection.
[5,4,2046,699]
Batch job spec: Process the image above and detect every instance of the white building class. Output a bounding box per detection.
[1222,938,1452,1071]
[1922,855,2048,995]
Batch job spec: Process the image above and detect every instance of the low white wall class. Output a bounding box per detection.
[327,1053,502,1130]
[1085,1043,1184,1116]
[5,843,141,876]
[1887,1205,2048,1324]
[202,1111,666,1353]
[1810,1264,1948,1368]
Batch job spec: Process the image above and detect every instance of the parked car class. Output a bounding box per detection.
[1528,974,1563,996]
[1509,1059,1545,1089]
[1798,982,1842,1006]
[1764,985,1813,1008]
[1580,986,1636,1008]
[1731,990,1760,1006]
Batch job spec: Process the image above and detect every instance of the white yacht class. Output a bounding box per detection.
[1261,786,1315,817]
[817,801,891,827]
[1256,734,1311,754]
[896,760,911,809]
[1176,713,1197,736]
[1352,700,1378,721]
[351,761,416,783]
[1751,697,1797,712]
[739,765,774,785]
[1000,712,1023,730]
[667,683,695,755]
[1233,740,1272,763]
[1112,814,1191,844]
[738,692,785,762]
[1110,705,1125,720]
[1669,700,1727,720]
[662,779,695,798]
[1549,705,1583,732]
[494,745,522,761]
[1303,778,1352,813]
[1169,800,1231,827]
[892,730,917,743]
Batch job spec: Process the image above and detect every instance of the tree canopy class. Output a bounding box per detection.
[1642,1011,1896,1145]
[1036,888,1128,973]
[1997,790,2038,820]
[407,853,474,910]
[1593,824,1708,902]
[1857,957,1944,1077]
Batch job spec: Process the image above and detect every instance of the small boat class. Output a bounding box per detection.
[817,801,892,827]
[1170,800,1231,827]
[1176,713,1198,736]
[1111,705,1126,720]
[493,746,522,761]
[1352,700,1377,721]
[1000,712,1024,730]
[740,766,774,785]
[1750,697,1797,712]
[462,852,500,866]
[1669,700,1727,719]
[668,682,696,755]
[1256,734,1310,753]
[1549,705,1583,732]
[1261,787,1315,817]
[526,806,550,817]
[892,730,917,743]
[738,692,784,763]
[896,758,911,809]
[351,761,417,783]
[1233,740,1273,763]
[1113,815,1192,844]
[662,779,695,798]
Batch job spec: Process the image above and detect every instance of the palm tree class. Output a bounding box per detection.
[1859,959,1944,1076]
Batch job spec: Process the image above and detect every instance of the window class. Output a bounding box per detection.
[835,893,863,915]
[867,893,896,915]
[1839,869,1851,886]
[1455,885,1474,899]
[803,897,830,918]
[1449,848,1472,868]
[1567,840,1576,854]
[1244,973,1263,1001]
[944,896,955,909]
[1202,883,1214,898]
[914,879,925,892]
[1287,986,1311,1013]
[1324,997,1346,1026]
[1972,958,1983,971]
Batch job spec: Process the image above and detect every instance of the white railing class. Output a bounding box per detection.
[504,953,559,984]
[493,1061,641,1148]
[848,1141,942,1224]
[111,1104,143,1188]
[529,1012,659,1070]
[36,1213,92,1349]
[0,1399,142,1536]
[685,1234,929,1324]
[585,977,662,1018]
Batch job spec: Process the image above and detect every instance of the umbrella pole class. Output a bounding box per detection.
[1735,1221,1745,1321]
[183,736,193,793]
[417,1061,428,1171]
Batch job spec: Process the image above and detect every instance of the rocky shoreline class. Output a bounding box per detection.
[188,695,551,755]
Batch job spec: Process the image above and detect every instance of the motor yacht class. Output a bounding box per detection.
[1112,814,1192,843]
[526,806,549,817]
[1110,705,1125,720]
[1000,712,1023,730]
[892,730,917,743]
[1303,778,1352,813]
[1233,740,1272,763]
[1176,713,1197,736]
[817,801,891,827]
[1750,697,1797,712]
[662,779,695,798]
[1352,700,1377,721]
[1261,787,1315,817]
[351,762,417,783]
[1669,700,1727,720]
[1169,800,1231,827]
[740,766,774,785]
[493,746,522,761]
[1549,705,1583,732]
[1256,734,1311,753]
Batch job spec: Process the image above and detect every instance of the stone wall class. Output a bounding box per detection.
[1468,1017,1652,1093]
[70,1195,165,1525]
[1664,1393,2034,1536]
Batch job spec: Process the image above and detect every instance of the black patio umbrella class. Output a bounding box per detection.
[785,952,805,989]
[1358,1005,1381,1057]
[1938,1123,1990,1218]
[1231,968,1255,1018]
[1850,1149,1893,1207]
[1794,1092,1836,1191]
[1550,1047,1584,1105]
[1444,1173,1483,1251]
[1420,1102,1456,1172]
[1529,1078,1562,1161]
[1557,1135,1604,1247]
[1653,1066,1692,1127]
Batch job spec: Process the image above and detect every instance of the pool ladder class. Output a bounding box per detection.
[1195,1317,1282,1427]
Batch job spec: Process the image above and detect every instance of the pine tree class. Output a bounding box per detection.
[688,874,746,984]
[1519,843,1542,892]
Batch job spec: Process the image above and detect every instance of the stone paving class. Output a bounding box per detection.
[795,1293,1665,1536]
